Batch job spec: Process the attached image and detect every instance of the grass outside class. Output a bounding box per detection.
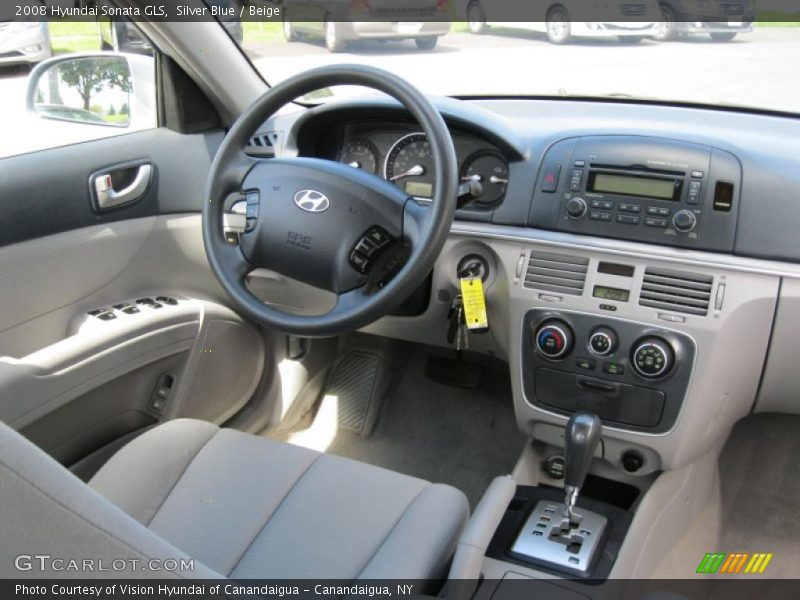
[49,20,101,54]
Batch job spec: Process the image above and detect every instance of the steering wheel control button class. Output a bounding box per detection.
[632,337,674,379]
[349,226,396,274]
[588,327,618,356]
[534,320,574,359]
[349,251,369,274]
[366,227,392,247]
[245,190,259,205]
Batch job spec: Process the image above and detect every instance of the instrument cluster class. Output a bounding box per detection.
[334,124,510,207]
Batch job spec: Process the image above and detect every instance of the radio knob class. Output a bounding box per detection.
[588,327,618,356]
[534,320,574,360]
[631,337,674,379]
[672,210,697,233]
[566,197,587,219]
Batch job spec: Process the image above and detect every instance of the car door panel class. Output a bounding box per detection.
[0,127,224,248]
[0,126,266,471]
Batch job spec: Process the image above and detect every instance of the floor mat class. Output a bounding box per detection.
[278,342,526,508]
[718,413,800,577]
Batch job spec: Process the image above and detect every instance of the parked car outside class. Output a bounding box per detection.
[0,21,52,68]
[654,0,755,41]
[282,0,451,52]
[465,0,662,44]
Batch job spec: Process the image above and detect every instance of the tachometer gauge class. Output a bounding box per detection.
[460,151,509,205]
[338,139,379,174]
[384,133,435,199]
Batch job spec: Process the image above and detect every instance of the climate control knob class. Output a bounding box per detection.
[631,337,674,379]
[535,320,574,360]
[566,197,587,219]
[672,210,697,233]
[588,327,618,356]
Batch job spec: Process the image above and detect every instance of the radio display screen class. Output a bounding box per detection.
[589,173,678,201]
[593,285,630,302]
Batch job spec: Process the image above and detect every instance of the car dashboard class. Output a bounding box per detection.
[259,94,800,480]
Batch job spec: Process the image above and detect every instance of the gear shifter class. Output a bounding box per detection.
[563,411,602,520]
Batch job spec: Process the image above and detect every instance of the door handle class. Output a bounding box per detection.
[92,163,152,210]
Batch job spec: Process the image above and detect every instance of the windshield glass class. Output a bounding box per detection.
[222,4,799,114]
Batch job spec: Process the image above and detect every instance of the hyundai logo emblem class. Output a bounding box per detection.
[293,189,330,213]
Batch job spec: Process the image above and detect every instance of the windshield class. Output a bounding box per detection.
[222,6,799,115]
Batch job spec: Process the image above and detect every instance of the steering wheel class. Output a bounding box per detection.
[203,65,458,337]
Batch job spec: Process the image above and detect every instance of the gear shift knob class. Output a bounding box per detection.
[563,411,602,519]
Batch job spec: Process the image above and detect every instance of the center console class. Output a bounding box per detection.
[522,309,696,433]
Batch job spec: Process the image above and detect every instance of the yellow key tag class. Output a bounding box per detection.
[460,277,489,331]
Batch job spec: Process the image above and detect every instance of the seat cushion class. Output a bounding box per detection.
[90,419,469,580]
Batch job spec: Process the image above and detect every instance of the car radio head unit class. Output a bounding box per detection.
[528,135,742,253]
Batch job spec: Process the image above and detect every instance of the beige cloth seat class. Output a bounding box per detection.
[0,418,469,580]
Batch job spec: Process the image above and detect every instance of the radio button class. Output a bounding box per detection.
[590,200,613,210]
[617,214,640,225]
[566,197,588,219]
[673,210,697,233]
[569,169,584,191]
[618,203,641,213]
[574,160,586,167]
[647,206,670,216]
[687,181,702,205]
[644,217,668,228]
[691,170,704,179]
[589,211,612,221]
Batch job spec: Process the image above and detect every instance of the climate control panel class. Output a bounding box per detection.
[524,309,695,433]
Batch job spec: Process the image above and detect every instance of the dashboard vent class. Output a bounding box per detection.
[246,131,282,157]
[639,267,713,316]
[524,251,589,296]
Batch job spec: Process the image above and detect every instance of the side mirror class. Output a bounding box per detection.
[26,53,155,129]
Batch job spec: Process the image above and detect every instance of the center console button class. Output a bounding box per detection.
[534,320,574,360]
[603,361,624,375]
[618,203,640,213]
[588,327,618,356]
[616,214,640,225]
[575,357,597,370]
[631,337,674,379]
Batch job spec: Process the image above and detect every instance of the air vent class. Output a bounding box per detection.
[639,267,713,316]
[246,131,282,157]
[524,251,589,296]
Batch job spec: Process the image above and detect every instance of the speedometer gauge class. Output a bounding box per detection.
[460,151,509,205]
[338,139,379,174]
[384,133,435,199]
